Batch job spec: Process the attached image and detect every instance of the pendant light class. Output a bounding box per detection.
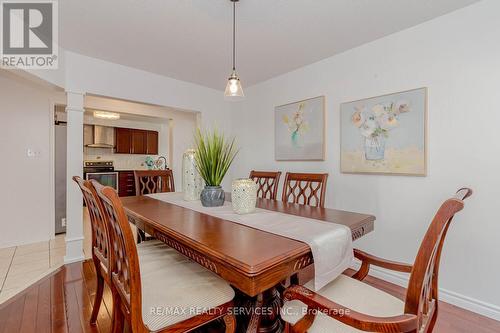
[224,0,244,99]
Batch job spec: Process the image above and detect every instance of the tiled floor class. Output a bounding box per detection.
[0,208,94,305]
[0,235,66,303]
[1,206,144,305]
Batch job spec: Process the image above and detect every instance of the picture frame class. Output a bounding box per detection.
[340,88,427,176]
[275,96,326,161]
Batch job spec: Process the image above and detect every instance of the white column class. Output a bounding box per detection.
[64,91,85,264]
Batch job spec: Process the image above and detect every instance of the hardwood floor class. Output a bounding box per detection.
[0,260,498,332]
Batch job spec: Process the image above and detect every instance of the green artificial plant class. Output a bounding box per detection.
[194,128,238,186]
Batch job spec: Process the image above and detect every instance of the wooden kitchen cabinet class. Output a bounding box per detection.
[118,171,136,197]
[115,127,159,155]
[146,131,159,155]
[115,128,132,153]
[131,129,147,154]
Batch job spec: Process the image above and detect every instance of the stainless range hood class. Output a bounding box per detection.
[84,125,115,148]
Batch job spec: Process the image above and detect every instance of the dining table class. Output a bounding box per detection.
[121,194,375,333]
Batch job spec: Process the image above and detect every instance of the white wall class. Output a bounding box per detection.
[231,0,500,319]
[0,71,63,247]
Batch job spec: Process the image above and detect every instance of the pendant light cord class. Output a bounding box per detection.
[232,0,236,71]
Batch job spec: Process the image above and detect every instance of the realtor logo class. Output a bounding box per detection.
[1,0,58,69]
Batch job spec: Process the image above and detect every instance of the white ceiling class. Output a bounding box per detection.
[60,0,480,90]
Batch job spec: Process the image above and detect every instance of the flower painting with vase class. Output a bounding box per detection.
[341,88,427,176]
[275,96,325,161]
[194,128,238,207]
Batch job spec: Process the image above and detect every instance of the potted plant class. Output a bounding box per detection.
[194,128,238,207]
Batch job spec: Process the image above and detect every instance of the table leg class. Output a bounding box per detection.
[246,286,284,333]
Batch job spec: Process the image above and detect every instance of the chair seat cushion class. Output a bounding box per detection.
[136,240,235,332]
[281,274,404,333]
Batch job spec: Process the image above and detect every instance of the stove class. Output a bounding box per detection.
[84,160,114,172]
[83,161,118,190]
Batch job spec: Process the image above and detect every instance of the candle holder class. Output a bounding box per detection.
[231,178,257,214]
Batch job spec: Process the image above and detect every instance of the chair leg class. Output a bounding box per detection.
[112,295,125,333]
[428,307,438,332]
[223,313,237,333]
[90,274,104,324]
[137,229,145,244]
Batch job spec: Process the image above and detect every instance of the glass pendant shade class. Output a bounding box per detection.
[224,70,244,98]
[224,0,244,100]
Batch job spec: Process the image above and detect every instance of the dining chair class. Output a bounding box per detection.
[249,170,282,200]
[134,169,175,195]
[95,184,237,333]
[282,172,328,208]
[281,188,473,333]
[73,176,111,325]
[134,170,175,242]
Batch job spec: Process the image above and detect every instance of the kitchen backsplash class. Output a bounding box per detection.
[84,147,160,170]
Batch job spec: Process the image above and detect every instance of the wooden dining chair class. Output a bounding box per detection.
[281,188,473,333]
[134,170,175,242]
[282,172,328,208]
[250,170,282,200]
[95,184,237,333]
[73,176,111,325]
[134,169,175,195]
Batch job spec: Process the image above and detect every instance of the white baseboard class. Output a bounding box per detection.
[351,262,500,321]
[64,236,85,264]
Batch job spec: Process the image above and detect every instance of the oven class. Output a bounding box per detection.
[85,171,118,190]
[83,161,118,190]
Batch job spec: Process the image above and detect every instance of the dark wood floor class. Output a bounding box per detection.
[0,260,499,332]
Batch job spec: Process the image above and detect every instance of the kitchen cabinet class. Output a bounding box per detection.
[146,131,159,155]
[114,127,159,155]
[115,128,132,153]
[118,171,136,197]
[131,129,147,154]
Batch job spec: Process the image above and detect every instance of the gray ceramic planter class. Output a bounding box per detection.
[200,186,225,207]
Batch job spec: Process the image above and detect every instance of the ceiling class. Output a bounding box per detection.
[59,0,480,90]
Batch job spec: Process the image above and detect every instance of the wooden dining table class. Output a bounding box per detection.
[121,195,375,333]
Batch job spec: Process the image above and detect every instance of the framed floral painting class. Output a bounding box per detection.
[340,88,427,176]
[275,96,325,161]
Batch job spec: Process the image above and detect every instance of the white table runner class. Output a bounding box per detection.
[147,192,354,291]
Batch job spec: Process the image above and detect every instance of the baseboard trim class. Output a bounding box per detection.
[65,236,84,243]
[351,262,500,321]
[64,255,85,264]
[64,236,84,264]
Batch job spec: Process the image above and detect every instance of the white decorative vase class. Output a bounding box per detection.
[231,178,258,214]
[182,149,204,201]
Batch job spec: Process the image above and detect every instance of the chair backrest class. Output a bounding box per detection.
[96,184,144,330]
[134,169,175,195]
[249,170,282,200]
[72,176,110,272]
[282,172,328,208]
[405,188,472,331]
